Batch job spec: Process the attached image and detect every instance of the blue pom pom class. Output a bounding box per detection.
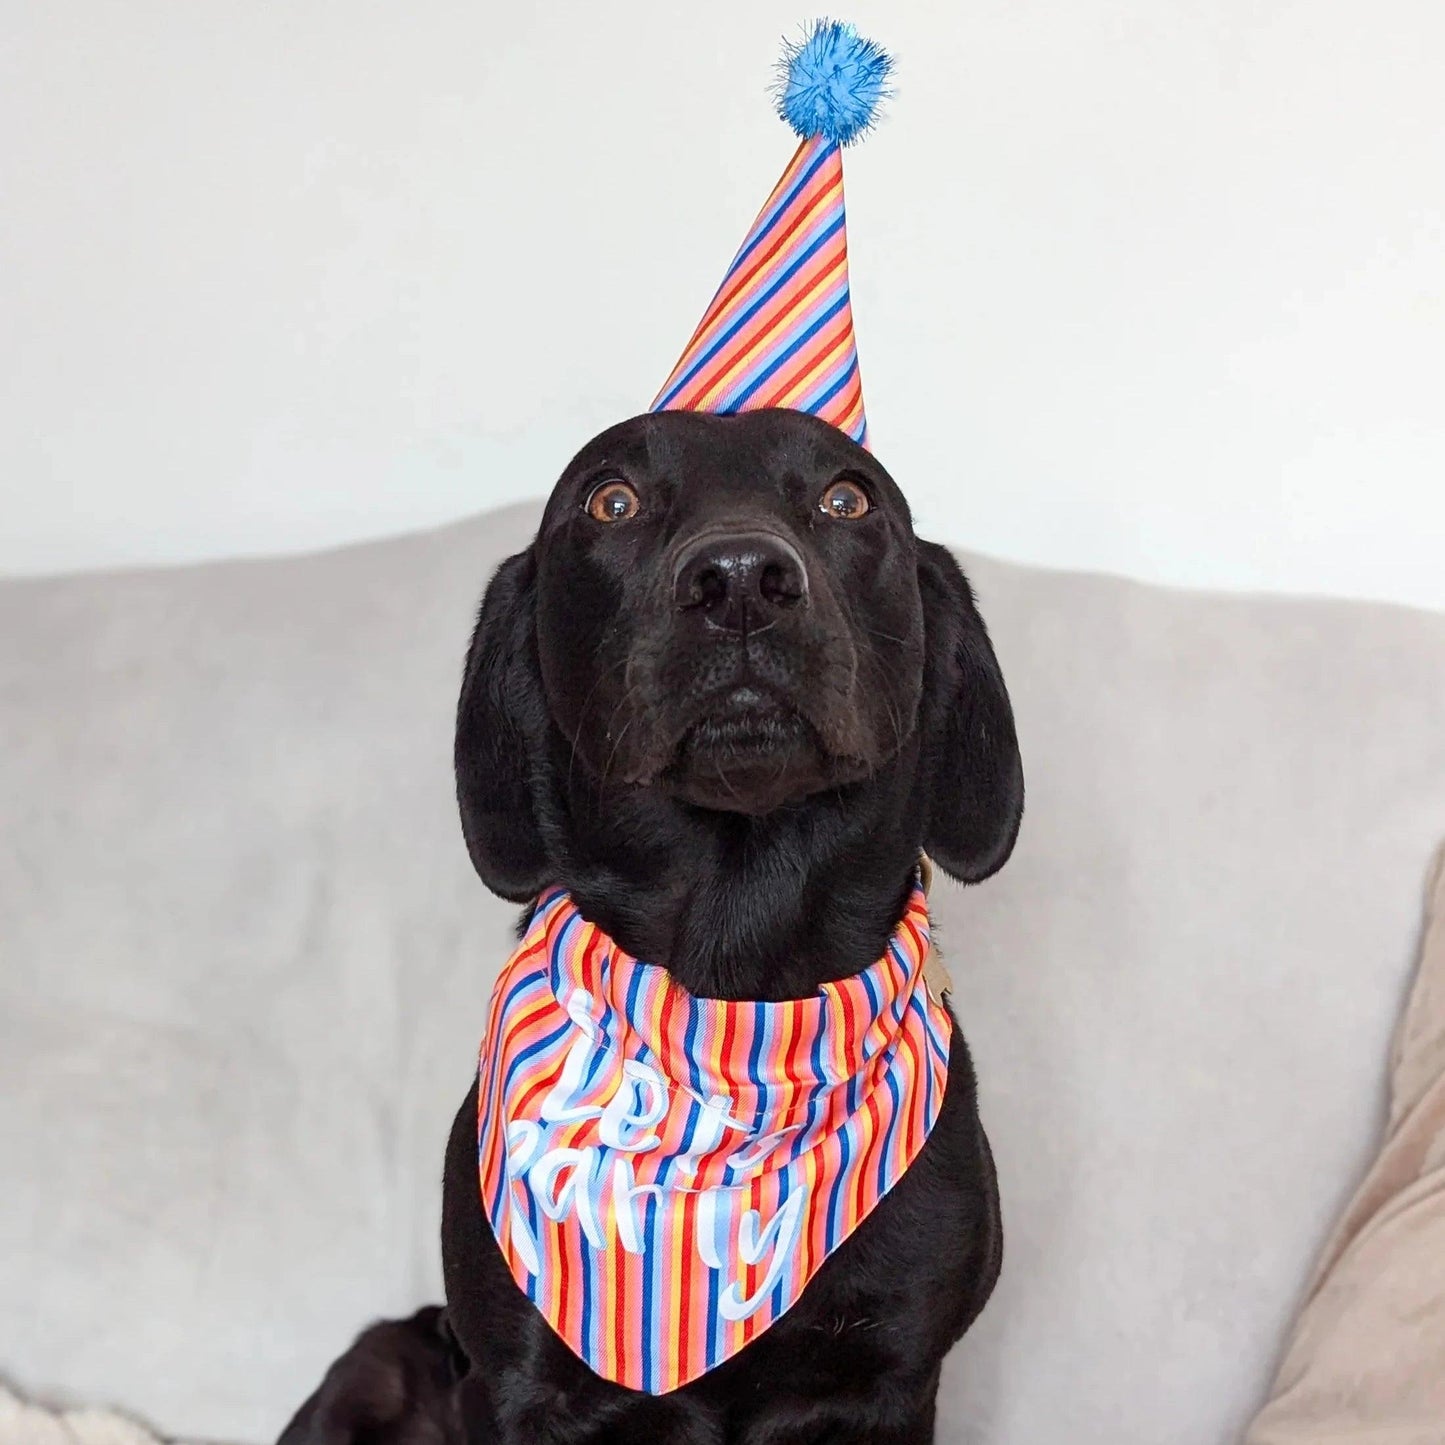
[775,19,893,146]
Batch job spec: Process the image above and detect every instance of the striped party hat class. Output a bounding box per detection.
[650,20,892,449]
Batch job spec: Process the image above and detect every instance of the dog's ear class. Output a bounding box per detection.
[455,549,553,902]
[915,540,1024,883]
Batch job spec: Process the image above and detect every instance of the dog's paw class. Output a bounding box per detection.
[277,1306,465,1445]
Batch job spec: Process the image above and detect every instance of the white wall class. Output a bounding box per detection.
[2,1,1442,610]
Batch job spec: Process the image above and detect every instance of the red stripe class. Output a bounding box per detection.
[667,230,847,412]
[654,148,832,405]
[836,976,859,1078]
[896,1003,925,1161]
[854,1087,886,1222]
[507,990,578,1120]
[554,1217,571,1340]
[684,147,839,346]
[823,368,864,430]
[751,307,853,411]
[659,981,680,1076]
[509,924,609,1126]
[719,998,739,1096]
[615,1198,629,1385]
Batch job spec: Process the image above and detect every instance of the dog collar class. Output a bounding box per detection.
[474,878,952,1393]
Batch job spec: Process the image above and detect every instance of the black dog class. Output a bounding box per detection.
[282,408,1022,1445]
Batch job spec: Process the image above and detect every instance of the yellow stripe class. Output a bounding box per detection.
[692,247,848,412]
[836,389,866,434]
[773,327,854,410]
[660,978,687,1392]
[678,169,845,376]
[601,1199,619,1382]
[649,146,818,407]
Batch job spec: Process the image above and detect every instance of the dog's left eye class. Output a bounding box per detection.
[585,479,641,523]
[818,479,871,520]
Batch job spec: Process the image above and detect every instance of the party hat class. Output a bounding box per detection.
[650,20,892,449]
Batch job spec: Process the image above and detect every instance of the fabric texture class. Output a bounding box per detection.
[1244,844,1445,1443]
[3,504,1445,1443]
[476,885,949,1393]
[649,25,883,444]
[650,134,868,445]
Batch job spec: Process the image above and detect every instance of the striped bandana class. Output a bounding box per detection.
[475,882,951,1393]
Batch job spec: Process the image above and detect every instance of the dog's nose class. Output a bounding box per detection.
[672,530,809,631]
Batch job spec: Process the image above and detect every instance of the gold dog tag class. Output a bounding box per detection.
[917,852,953,1003]
[922,943,953,1004]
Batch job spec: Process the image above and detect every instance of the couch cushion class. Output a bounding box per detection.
[1242,845,1445,1443]
[2,509,1443,1444]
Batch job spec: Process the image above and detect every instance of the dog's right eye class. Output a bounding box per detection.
[585,479,641,523]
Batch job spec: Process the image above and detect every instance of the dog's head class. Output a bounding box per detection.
[456,409,1021,903]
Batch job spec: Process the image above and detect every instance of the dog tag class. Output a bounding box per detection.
[916,853,951,1002]
[917,852,935,897]
[922,942,953,1005]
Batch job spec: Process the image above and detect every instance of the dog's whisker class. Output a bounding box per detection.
[599,713,637,790]
[566,652,632,794]
[859,625,912,647]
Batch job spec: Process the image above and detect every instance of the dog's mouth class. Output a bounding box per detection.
[679,685,812,753]
[662,685,831,812]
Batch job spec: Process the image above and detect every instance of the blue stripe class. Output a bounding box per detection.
[880,1066,903,1196]
[545,908,584,998]
[653,208,845,409]
[719,284,850,413]
[857,964,881,1025]
[705,1251,720,1372]
[915,997,939,1127]
[797,351,858,419]
[824,1103,853,1251]
[681,1000,703,1097]
[729,139,834,274]
[580,1030,608,1092]
[746,1004,767,1093]
[810,1015,827,1089]
[533,887,566,920]
[786,1087,823,1165]
[640,1225,654,1391]
[756,1002,781,1129]
[885,939,907,982]
[671,200,843,402]
[625,965,645,1033]
[680,137,834,347]
[925,1009,951,1070]
[500,1014,570,1096]
[580,1229,593,1369]
[885,943,912,1027]
[771,1169,791,1316]
[525,1186,541,1295]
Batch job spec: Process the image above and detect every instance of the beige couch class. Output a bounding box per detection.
[3,506,1443,1444]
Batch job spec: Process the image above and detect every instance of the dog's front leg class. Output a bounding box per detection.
[277,1307,465,1445]
[474,1387,725,1445]
[732,1382,939,1445]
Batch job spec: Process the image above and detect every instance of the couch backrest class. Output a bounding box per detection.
[2,509,1443,1444]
